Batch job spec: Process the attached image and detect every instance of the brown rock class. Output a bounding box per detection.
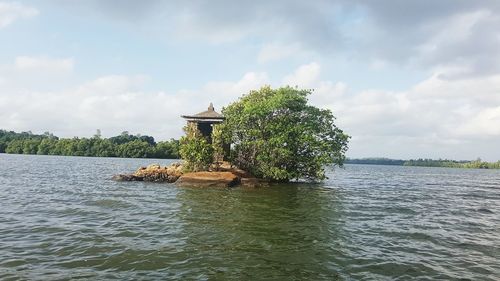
[112,174,143,181]
[113,162,184,183]
[176,171,240,188]
[146,164,161,170]
[214,161,253,178]
[228,168,253,178]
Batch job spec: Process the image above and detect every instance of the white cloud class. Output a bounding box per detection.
[0,56,76,93]
[74,74,148,94]
[257,42,301,63]
[48,1,500,79]
[1,61,499,160]
[415,9,500,78]
[14,56,74,73]
[282,62,320,87]
[0,2,38,28]
[203,72,269,97]
[0,71,270,140]
[457,106,500,136]
[279,62,500,160]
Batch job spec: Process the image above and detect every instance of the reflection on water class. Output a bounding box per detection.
[175,185,344,279]
[0,154,499,280]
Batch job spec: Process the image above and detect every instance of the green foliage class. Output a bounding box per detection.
[0,141,7,153]
[403,158,500,169]
[345,158,405,165]
[211,124,225,163]
[0,129,179,159]
[117,139,154,158]
[154,139,180,159]
[37,138,57,155]
[108,131,156,146]
[222,86,350,182]
[5,139,24,154]
[179,123,214,172]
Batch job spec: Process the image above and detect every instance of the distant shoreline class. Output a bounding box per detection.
[0,129,179,159]
[3,129,499,169]
[346,158,500,169]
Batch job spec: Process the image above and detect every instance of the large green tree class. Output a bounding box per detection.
[222,86,349,182]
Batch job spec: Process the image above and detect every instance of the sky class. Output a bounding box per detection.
[0,1,499,161]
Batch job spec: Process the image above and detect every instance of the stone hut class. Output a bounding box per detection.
[181,103,229,161]
[181,103,225,143]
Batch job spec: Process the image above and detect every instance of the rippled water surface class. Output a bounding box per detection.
[1,154,499,280]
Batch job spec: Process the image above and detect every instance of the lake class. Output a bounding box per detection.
[0,154,499,280]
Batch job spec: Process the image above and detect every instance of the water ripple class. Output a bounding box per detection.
[0,155,499,280]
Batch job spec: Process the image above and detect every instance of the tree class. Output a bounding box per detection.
[179,123,214,172]
[90,138,117,157]
[117,140,153,158]
[37,138,57,155]
[221,86,349,182]
[154,139,180,159]
[5,139,24,154]
[0,141,7,153]
[93,129,102,139]
[0,129,180,159]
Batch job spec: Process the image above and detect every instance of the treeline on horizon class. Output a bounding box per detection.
[346,157,500,169]
[0,129,179,159]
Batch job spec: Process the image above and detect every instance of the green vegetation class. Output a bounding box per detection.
[346,157,500,169]
[404,158,500,169]
[345,158,404,165]
[0,130,179,159]
[220,86,349,181]
[179,123,214,172]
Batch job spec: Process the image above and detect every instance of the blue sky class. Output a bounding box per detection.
[1,1,500,160]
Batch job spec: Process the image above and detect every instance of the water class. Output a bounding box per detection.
[0,154,499,280]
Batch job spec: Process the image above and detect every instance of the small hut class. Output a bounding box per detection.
[181,103,225,143]
[181,103,229,162]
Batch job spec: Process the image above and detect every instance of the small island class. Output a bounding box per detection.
[114,86,350,187]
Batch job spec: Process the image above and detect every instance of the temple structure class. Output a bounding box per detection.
[181,103,225,143]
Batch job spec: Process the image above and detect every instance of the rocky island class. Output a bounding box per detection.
[113,162,267,188]
[113,86,349,188]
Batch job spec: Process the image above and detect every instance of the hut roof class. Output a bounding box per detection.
[181,103,225,122]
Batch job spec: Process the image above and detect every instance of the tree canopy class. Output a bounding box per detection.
[221,86,349,181]
[0,130,179,159]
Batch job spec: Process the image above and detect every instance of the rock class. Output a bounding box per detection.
[176,171,240,188]
[112,174,143,181]
[227,167,253,178]
[146,164,161,170]
[213,161,254,178]
[112,162,184,183]
[113,162,263,188]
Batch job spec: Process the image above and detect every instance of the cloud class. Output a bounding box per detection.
[414,9,500,78]
[458,107,500,136]
[0,2,38,28]
[1,61,499,160]
[281,62,500,160]
[57,1,344,46]
[0,70,270,140]
[62,0,500,78]
[282,62,320,87]
[257,42,302,63]
[14,56,74,73]
[0,56,75,92]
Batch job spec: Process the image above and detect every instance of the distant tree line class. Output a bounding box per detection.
[403,158,500,169]
[346,157,500,169]
[0,130,179,159]
[345,158,404,165]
